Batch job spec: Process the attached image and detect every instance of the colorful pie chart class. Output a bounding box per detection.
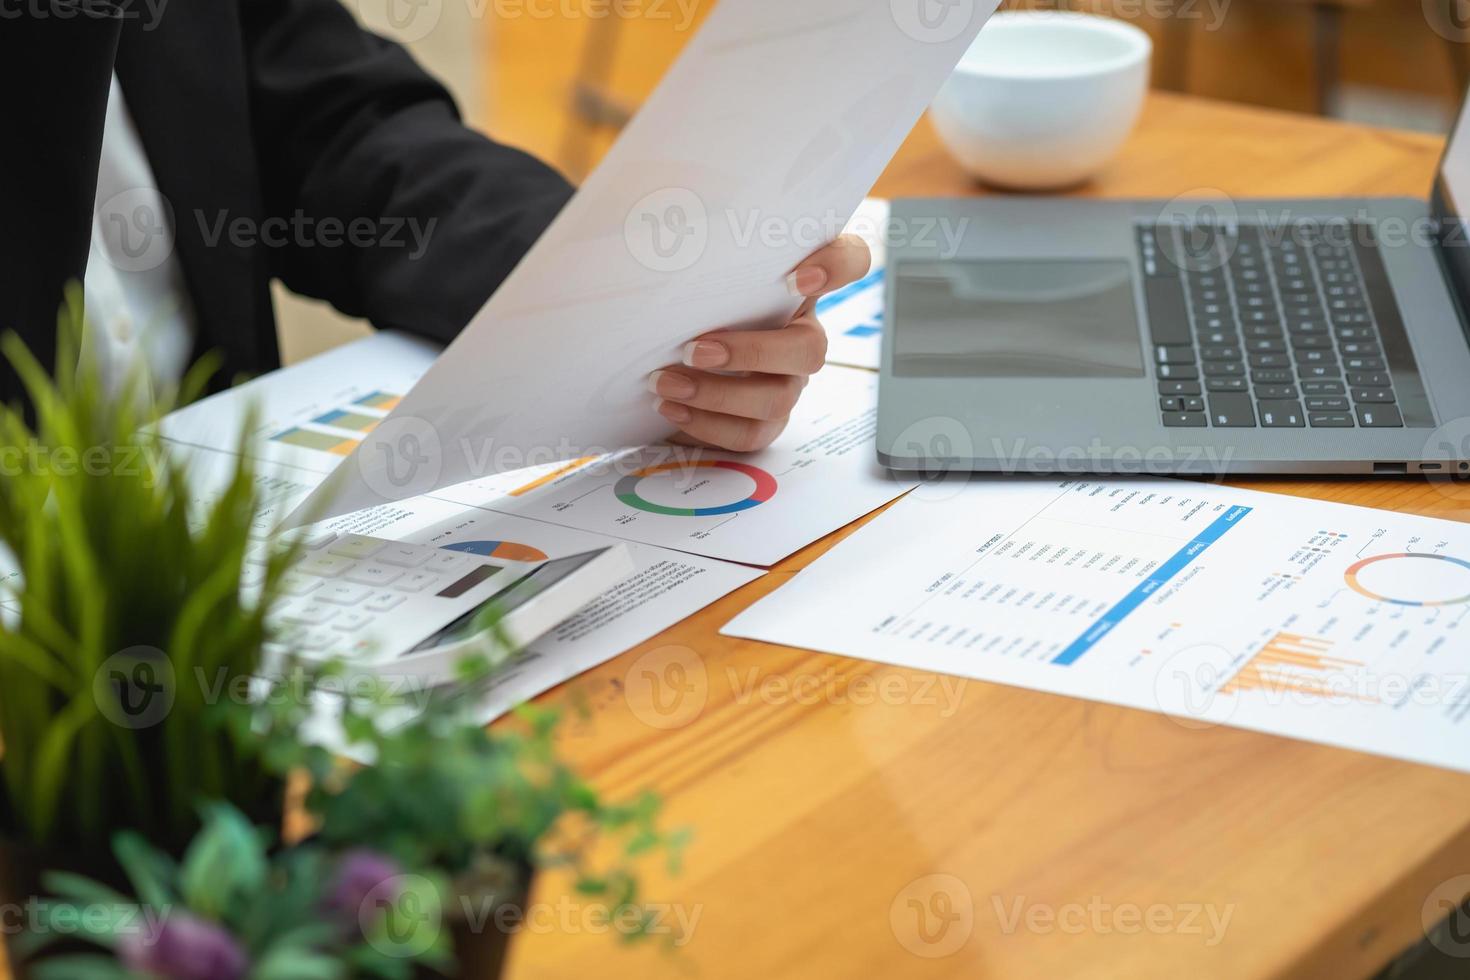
[614,460,777,517]
[440,540,548,562]
[1344,553,1470,607]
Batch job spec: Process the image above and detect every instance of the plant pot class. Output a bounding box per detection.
[413,860,532,980]
[0,837,129,980]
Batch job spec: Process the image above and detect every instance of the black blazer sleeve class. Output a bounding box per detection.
[0,2,122,402]
[239,0,576,345]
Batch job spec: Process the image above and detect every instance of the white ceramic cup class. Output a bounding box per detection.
[929,12,1152,191]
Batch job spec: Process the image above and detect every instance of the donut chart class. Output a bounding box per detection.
[615,460,777,517]
[1344,553,1470,607]
[441,540,548,562]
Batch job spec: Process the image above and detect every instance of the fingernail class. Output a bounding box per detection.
[682,340,729,369]
[655,398,692,424]
[648,369,698,400]
[786,267,829,296]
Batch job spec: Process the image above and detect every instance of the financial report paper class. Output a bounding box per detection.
[723,478,1470,773]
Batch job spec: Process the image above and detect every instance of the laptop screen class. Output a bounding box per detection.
[1433,93,1470,317]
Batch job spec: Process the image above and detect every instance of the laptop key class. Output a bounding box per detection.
[1162,412,1207,427]
[1256,385,1299,400]
[1203,361,1244,377]
[1298,365,1342,380]
[1247,338,1287,354]
[1357,404,1404,427]
[1257,400,1306,428]
[1156,345,1196,365]
[1305,396,1349,412]
[1309,413,1355,428]
[1207,393,1257,427]
[1344,357,1386,372]
[1249,353,1289,369]
[1206,378,1248,393]
[1290,334,1333,350]
[1200,345,1241,361]
[1157,363,1199,381]
[1144,278,1192,346]
[1160,397,1182,412]
[1182,396,1205,411]
[1302,380,1347,395]
[1348,372,1391,387]
[1351,388,1396,404]
[1159,381,1202,396]
[1252,369,1294,385]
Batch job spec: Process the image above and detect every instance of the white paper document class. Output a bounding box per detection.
[434,365,915,566]
[286,0,1000,527]
[821,198,889,370]
[724,478,1470,773]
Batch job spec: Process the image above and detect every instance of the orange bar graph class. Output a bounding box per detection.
[508,457,597,497]
[1221,632,1370,700]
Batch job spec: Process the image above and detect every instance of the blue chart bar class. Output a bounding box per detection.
[1051,505,1252,666]
[815,268,884,314]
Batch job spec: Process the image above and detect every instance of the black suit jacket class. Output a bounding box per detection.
[1,0,574,406]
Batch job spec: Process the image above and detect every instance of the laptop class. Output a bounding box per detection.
[876,92,1470,477]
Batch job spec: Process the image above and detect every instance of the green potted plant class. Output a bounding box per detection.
[20,662,688,980]
[0,294,296,972]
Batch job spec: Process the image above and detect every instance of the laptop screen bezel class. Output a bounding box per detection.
[1431,91,1470,324]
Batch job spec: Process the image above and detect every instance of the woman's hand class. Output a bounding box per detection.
[648,235,872,451]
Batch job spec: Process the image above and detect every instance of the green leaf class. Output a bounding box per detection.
[113,831,178,912]
[179,803,268,919]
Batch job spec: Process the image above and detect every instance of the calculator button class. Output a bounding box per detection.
[317,582,373,606]
[392,570,444,593]
[280,602,337,626]
[331,611,373,633]
[300,553,358,577]
[344,562,404,587]
[364,591,406,613]
[328,534,388,560]
[297,530,338,551]
[279,573,321,597]
[377,543,436,568]
[425,551,477,574]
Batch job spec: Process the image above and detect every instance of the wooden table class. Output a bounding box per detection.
[3,94,1459,980]
[504,93,1470,980]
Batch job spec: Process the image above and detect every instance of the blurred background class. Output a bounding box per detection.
[280,0,1470,358]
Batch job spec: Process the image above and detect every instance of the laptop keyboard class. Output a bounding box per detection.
[1136,219,1427,429]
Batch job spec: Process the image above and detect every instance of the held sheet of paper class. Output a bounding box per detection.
[724,478,1470,773]
[286,0,1000,527]
[157,333,762,725]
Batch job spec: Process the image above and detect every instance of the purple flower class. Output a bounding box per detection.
[119,912,248,980]
[324,849,404,935]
